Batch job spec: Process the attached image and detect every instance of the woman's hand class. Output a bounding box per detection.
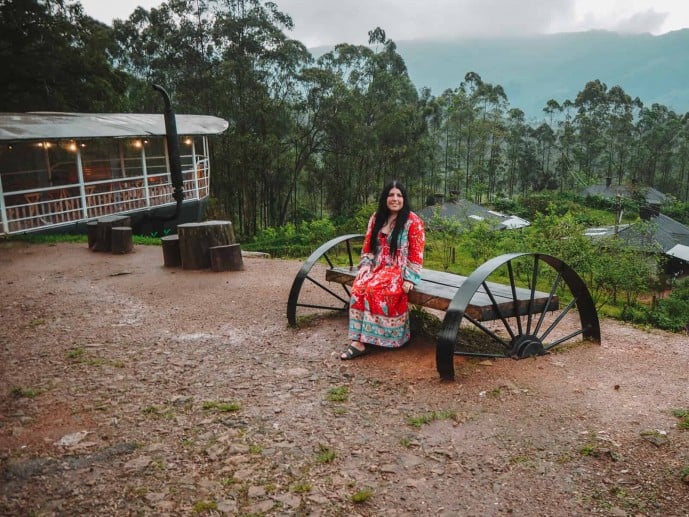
[403,281,414,293]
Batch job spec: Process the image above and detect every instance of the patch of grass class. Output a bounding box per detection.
[579,443,597,456]
[67,347,85,360]
[509,454,532,465]
[65,347,123,368]
[221,476,237,486]
[28,318,46,327]
[327,386,349,402]
[315,444,336,464]
[202,400,241,412]
[351,488,374,503]
[331,407,347,416]
[192,500,217,513]
[407,409,457,428]
[680,466,689,482]
[141,405,176,420]
[10,386,42,399]
[291,482,311,493]
[672,408,689,430]
[486,387,502,398]
[249,444,263,454]
[399,437,412,448]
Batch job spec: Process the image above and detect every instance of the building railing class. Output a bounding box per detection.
[1,156,210,235]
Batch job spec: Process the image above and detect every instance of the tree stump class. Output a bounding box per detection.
[210,244,244,272]
[161,234,181,267]
[92,215,131,252]
[86,221,98,250]
[111,226,133,254]
[177,220,235,270]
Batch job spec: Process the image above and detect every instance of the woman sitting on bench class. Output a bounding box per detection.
[341,180,426,360]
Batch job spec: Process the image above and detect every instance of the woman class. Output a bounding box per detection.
[341,180,425,359]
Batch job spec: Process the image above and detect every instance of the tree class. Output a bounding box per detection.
[1,0,128,111]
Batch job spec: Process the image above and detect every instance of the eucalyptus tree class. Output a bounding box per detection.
[314,28,427,216]
[604,86,639,186]
[504,108,528,197]
[210,0,310,235]
[1,0,127,112]
[634,103,681,188]
[572,79,609,182]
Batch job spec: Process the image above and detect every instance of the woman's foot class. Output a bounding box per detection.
[340,342,367,360]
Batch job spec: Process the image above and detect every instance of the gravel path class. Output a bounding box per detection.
[1,241,688,516]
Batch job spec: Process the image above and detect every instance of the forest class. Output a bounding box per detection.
[3,0,689,237]
[3,0,689,331]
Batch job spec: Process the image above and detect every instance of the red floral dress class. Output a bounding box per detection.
[348,212,425,348]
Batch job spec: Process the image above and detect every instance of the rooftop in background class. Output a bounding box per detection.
[579,179,668,205]
[0,112,229,141]
[417,198,530,230]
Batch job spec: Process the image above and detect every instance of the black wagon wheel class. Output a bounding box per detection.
[436,252,600,381]
[286,234,364,327]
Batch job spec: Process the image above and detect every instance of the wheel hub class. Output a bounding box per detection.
[510,334,545,359]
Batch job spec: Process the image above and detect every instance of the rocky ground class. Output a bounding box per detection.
[1,240,688,516]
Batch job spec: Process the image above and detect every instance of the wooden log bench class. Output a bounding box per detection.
[177,220,236,270]
[89,215,132,253]
[287,234,600,381]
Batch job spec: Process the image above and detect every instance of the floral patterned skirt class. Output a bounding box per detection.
[348,265,410,348]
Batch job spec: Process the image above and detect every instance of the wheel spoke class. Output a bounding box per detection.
[539,297,578,341]
[462,313,511,350]
[305,275,350,305]
[526,255,539,334]
[543,328,585,350]
[481,280,516,340]
[533,270,563,336]
[507,261,523,336]
[295,302,348,312]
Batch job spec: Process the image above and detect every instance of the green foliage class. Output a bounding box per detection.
[315,444,336,464]
[407,410,456,427]
[326,386,349,402]
[646,295,689,332]
[351,488,374,503]
[243,218,337,257]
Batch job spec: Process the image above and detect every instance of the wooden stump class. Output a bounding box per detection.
[210,244,244,272]
[111,226,133,254]
[161,234,181,267]
[92,215,131,252]
[86,221,98,250]
[177,220,235,270]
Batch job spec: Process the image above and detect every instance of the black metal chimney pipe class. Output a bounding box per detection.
[152,84,185,218]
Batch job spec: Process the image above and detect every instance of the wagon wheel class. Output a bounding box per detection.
[287,234,364,327]
[436,252,600,381]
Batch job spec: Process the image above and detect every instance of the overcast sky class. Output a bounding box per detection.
[80,0,689,47]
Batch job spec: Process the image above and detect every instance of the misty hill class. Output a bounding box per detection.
[398,30,689,121]
[313,30,689,123]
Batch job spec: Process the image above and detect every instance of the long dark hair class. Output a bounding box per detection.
[370,180,411,256]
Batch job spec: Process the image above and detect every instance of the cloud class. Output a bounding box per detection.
[281,0,580,46]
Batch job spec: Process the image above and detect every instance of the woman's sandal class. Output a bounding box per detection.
[340,343,368,360]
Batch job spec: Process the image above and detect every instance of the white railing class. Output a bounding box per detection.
[1,157,210,235]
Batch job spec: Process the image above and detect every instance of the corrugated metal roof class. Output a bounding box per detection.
[0,112,229,141]
[667,244,689,262]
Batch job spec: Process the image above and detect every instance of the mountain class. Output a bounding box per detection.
[397,30,689,121]
[312,30,689,122]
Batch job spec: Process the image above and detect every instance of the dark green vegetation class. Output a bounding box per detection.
[4,1,689,333]
[4,1,689,239]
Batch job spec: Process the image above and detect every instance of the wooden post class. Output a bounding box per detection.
[92,215,131,252]
[177,220,235,270]
[161,234,181,267]
[209,244,244,272]
[111,226,133,254]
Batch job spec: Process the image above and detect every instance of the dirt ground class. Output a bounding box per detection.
[1,240,688,516]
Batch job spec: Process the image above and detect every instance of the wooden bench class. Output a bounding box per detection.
[287,234,600,381]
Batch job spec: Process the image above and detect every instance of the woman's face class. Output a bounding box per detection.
[386,187,404,214]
